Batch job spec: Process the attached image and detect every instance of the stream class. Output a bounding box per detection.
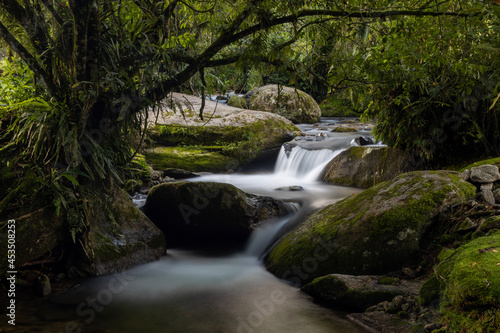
[13,118,377,333]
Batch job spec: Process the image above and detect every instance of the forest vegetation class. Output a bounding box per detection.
[0,0,499,251]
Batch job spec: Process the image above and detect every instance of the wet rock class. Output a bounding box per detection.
[163,168,201,180]
[302,274,422,312]
[354,136,374,146]
[275,186,304,192]
[143,181,292,249]
[266,171,476,283]
[470,164,500,183]
[322,147,412,188]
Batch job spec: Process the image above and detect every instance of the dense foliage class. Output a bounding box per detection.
[0,0,491,238]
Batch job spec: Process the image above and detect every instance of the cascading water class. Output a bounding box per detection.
[274,145,342,181]
[23,126,371,333]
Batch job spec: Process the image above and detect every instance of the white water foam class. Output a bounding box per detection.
[274,145,342,181]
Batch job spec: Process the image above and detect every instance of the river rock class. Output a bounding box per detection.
[248,85,321,124]
[143,181,292,248]
[302,274,421,312]
[265,171,476,284]
[461,169,471,181]
[163,168,201,179]
[481,190,496,205]
[419,230,500,332]
[227,95,248,109]
[77,187,166,276]
[480,183,494,191]
[147,92,298,172]
[275,186,304,191]
[353,136,374,146]
[494,189,500,203]
[470,164,500,183]
[0,206,64,275]
[322,147,412,188]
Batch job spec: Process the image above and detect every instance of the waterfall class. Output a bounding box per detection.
[274,145,342,181]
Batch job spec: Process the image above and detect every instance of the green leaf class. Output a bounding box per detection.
[62,174,80,186]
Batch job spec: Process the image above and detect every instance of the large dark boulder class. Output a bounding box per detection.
[143,181,292,248]
[265,171,476,284]
[322,146,412,188]
[249,85,321,124]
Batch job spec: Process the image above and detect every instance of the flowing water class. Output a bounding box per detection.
[13,119,378,333]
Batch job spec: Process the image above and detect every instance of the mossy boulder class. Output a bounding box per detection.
[0,206,64,276]
[265,171,476,285]
[146,117,296,172]
[227,95,248,109]
[322,147,412,188]
[249,85,321,124]
[142,181,292,248]
[420,231,500,332]
[302,274,421,312]
[77,187,166,276]
[144,146,239,173]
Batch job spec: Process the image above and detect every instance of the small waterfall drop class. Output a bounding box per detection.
[274,145,342,180]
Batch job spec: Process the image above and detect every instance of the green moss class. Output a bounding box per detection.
[418,274,442,305]
[430,231,500,332]
[147,118,298,170]
[144,146,239,172]
[227,96,248,108]
[455,157,500,172]
[267,172,477,281]
[332,126,357,132]
[481,216,500,232]
[91,231,124,262]
[379,276,400,285]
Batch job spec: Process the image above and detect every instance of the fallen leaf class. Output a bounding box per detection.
[472,262,477,266]
[492,249,499,253]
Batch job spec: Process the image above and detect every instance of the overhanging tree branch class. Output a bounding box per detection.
[226,9,479,47]
[0,20,57,97]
